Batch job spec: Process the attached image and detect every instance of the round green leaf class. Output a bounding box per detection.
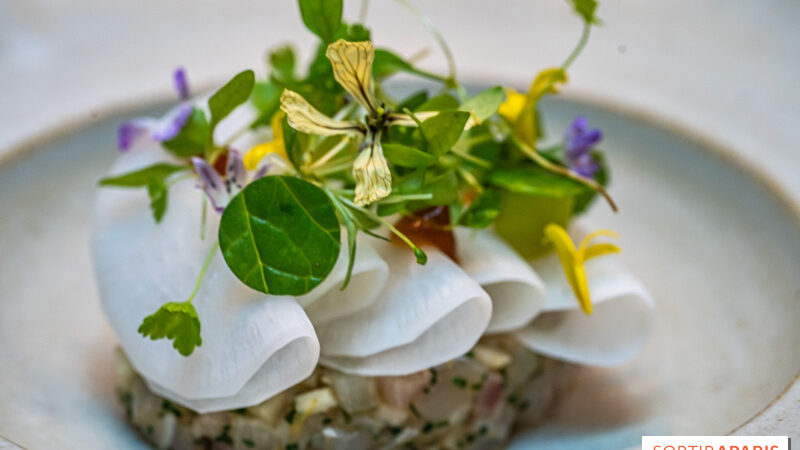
[219,176,341,295]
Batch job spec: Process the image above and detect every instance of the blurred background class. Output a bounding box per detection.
[1,0,798,204]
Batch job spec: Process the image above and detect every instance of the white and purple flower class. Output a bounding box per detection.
[564,116,602,178]
[117,68,193,151]
[191,150,266,213]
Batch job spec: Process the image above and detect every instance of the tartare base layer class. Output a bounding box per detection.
[116,335,577,450]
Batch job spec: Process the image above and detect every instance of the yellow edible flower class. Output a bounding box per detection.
[543,223,620,315]
[499,67,568,147]
[244,111,288,170]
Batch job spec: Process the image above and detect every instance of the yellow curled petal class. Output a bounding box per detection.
[498,88,526,122]
[527,67,568,102]
[244,112,287,170]
[543,223,592,315]
[578,229,619,254]
[516,68,568,146]
[352,139,392,206]
[583,242,621,261]
[280,89,364,136]
[326,40,379,115]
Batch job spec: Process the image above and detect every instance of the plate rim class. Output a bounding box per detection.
[1,88,798,440]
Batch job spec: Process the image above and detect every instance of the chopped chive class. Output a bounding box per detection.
[452,376,467,389]
[284,409,296,424]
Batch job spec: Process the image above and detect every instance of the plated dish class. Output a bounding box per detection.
[88,1,656,448]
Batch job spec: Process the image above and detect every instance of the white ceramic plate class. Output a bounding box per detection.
[1,95,798,449]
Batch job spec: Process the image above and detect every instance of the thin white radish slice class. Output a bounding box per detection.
[296,234,389,324]
[515,252,654,366]
[316,243,492,376]
[455,228,546,333]
[92,148,319,412]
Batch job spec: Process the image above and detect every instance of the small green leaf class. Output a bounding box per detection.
[147,180,168,223]
[209,70,256,128]
[383,142,436,168]
[488,166,585,198]
[162,107,210,157]
[282,115,306,171]
[138,302,202,356]
[298,0,343,43]
[269,46,296,83]
[219,176,341,295]
[249,81,282,128]
[417,93,459,112]
[407,170,459,211]
[459,86,505,122]
[568,0,599,24]
[372,49,444,83]
[420,111,470,157]
[99,163,186,187]
[458,189,501,229]
[397,90,429,112]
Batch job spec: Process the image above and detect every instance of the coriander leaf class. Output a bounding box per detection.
[487,166,584,198]
[138,302,202,356]
[372,49,444,83]
[459,86,505,122]
[568,0,599,24]
[458,189,501,228]
[298,0,343,43]
[420,111,470,157]
[162,107,210,157]
[219,176,340,295]
[99,163,186,187]
[383,142,437,168]
[147,180,168,223]
[208,70,256,128]
[269,46,296,83]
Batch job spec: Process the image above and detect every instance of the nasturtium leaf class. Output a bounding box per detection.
[208,70,256,128]
[99,163,187,187]
[162,107,210,157]
[298,0,343,43]
[460,86,505,122]
[569,0,599,24]
[458,189,501,229]
[219,176,341,296]
[383,142,437,168]
[138,302,202,357]
[270,46,296,83]
[147,180,168,223]
[420,110,470,157]
[487,166,584,198]
[417,93,460,112]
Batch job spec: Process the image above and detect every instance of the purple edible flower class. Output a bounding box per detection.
[564,116,602,178]
[191,150,251,213]
[117,67,194,151]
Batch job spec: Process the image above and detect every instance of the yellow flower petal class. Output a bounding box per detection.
[513,68,569,146]
[543,223,620,316]
[352,138,392,206]
[326,40,379,115]
[244,112,287,170]
[498,88,526,122]
[280,89,364,136]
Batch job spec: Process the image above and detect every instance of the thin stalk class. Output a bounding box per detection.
[378,193,434,204]
[562,21,591,70]
[185,241,219,304]
[339,197,427,264]
[511,135,618,212]
[457,166,483,193]
[308,136,351,172]
[451,147,491,168]
[314,158,356,177]
[395,0,457,84]
[358,0,370,22]
[199,193,207,241]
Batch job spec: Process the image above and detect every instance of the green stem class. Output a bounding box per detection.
[450,147,491,168]
[185,242,219,304]
[561,21,591,70]
[339,197,427,264]
[314,158,356,176]
[308,136,351,172]
[359,0,370,22]
[199,193,208,241]
[511,134,618,212]
[379,193,433,204]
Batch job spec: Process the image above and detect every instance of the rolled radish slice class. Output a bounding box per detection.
[316,243,492,376]
[515,252,654,367]
[92,148,319,413]
[455,228,546,333]
[296,234,389,324]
